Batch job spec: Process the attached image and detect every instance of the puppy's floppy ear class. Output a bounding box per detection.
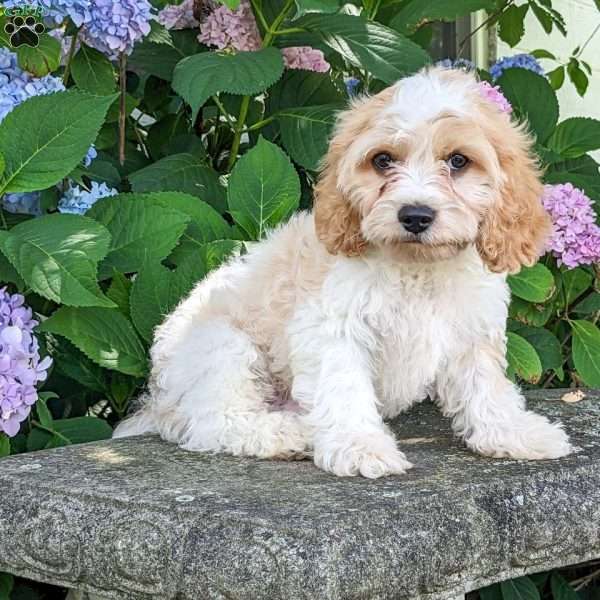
[313,144,367,257]
[476,119,551,274]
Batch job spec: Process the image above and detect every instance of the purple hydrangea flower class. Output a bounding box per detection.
[541,183,600,268]
[0,288,52,438]
[281,46,329,73]
[57,181,118,215]
[198,0,261,51]
[158,0,199,30]
[490,54,544,81]
[79,0,154,58]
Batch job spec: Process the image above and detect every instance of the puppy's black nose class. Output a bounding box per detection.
[398,205,435,234]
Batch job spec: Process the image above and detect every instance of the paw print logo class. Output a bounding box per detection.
[4,16,45,48]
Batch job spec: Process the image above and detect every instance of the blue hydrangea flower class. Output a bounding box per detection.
[83,145,97,168]
[345,77,360,97]
[57,181,118,215]
[490,54,544,81]
[79,0,154,58]
[2,192,42,216]
[437,58,475,71]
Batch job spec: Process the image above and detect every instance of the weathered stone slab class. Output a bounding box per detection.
[0,389,599,600]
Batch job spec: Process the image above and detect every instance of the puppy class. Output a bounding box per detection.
[114,67,572,478]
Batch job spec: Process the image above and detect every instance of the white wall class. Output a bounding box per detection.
[496,0,600,127]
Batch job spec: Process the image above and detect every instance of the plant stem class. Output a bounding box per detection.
[0,209,8,231]
[272,27,306,36]
[212,95,236,128]
[62,27,80,85]
[245,115,275,132]
[457,1,514,58]
[227,0,295,171]
[250,0,270,33]
[576,23,600,57]
[118,52,127,166]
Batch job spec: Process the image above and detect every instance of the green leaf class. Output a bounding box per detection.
[547,66,565,90]
[506,332,543,383]
[0,214,114,307]
[172,48,284,118]
[0,572,14,599]
[508,263,555,303]
[391,0,495,33]
[106,271,132,317]
[510,325,562,372]
[559,267,593,308]
[41,306,147,376]
[571,320,600,387]
[550,573,578,600]
[29,416,113,449]
[498,4,529,47]
[479,583,503,600]
[228,137,300,239]
[544,171,600,202]
[529,1,552,34]
[0,90,117,194]
[574,292,600,315]
[16,32,61,76]
[53,338,107,393]
[216,0,240,8]
[0,152,4,179]
[35,395,54,429]
[509,297,552,327]
[530,49,556,59]
[131,255,207,342]
[294,0,341,17]
[548,117,600,158]
[500,576,541,600]
[277,105,337,170]
[567,58,589,97]
[71,43,116,95]
[129,153,226,211]
[0,248,24,289]
[300,14,430,83]
[0,436,10,458]
[84,159,122,188]
[497,69,558,143]
[86,193,190,277]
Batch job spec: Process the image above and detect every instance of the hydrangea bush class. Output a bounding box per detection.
[0,0,599,596]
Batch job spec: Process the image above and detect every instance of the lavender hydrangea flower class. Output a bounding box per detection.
[158,0,199,30]
[57,181,118,215]
[478,81,512,114]
[490,54,544,81]
[281,47,330,73]
[541,183,600,268]
[79,0,153,58]
[198,0,261,51]
[0,288,52,438]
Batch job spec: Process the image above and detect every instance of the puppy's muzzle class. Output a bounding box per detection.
[398,205,436,234]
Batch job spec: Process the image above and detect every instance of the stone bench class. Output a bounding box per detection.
[0,388,599,600]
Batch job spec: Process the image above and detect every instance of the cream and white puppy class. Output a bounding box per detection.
[114,67,572,478]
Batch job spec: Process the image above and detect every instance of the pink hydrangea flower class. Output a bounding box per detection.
[158,0,199,31]
[198,0,261,51]
[198,0,329,72]
[282,46,330,73]
[478,81,512,114]
[541,183,600,268]
[0,288,52,437]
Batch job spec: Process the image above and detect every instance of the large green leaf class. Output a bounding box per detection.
[496,69,558,143]
[500,576,541,600]
[86,193,190,277]
[547,117,600,158]
[508,263,555,303]
[511,325,562,372]
[506,332,543,383]
[391,0,495,33]
[28,416,113,450]
[571,320,600,387]
[550,573,578,600]
[509,297,552,327]
[16,33,61,77]
[130,255,207,342]
[298,14,430,83]
[228,137,300,239]
[71,43,116,95]
[294,0,341,17]
[497,4,529,47]
[558,267,593,308]
[129,153,226,211]
[277,105,337,170]
[41,306,147,376]
[0,90,116,194]
[172,48,284,118]
[544,172,600,202]
[0,572,14,598]
[0,214,114,307]
[574,291,600,315]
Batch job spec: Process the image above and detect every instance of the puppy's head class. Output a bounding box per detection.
[314,67,550,273]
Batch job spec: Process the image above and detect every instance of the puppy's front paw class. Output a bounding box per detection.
[467,411,572,460]
[314,432,413,478]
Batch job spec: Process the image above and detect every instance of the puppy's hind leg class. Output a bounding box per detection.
[130,319,311,459]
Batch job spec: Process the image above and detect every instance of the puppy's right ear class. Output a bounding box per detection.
[313,150,367,257]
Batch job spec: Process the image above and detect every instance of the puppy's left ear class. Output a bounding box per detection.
[476,121,551,274]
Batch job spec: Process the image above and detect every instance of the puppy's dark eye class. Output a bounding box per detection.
[372,152,394,171]
[448,153,469,171]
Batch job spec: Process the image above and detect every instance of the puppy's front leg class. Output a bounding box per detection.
[437,336,572,460]
[289,306,412,478]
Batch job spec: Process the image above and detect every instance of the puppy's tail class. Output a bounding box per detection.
[113,402,158,438]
